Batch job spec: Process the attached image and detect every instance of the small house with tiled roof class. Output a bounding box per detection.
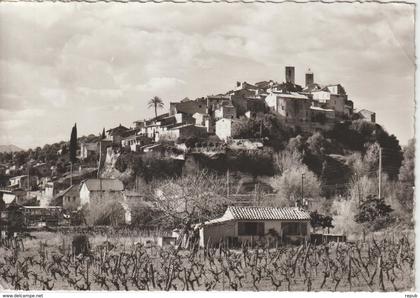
[80,178,124,207]
[198,206,311,247]
[54,184,81,211]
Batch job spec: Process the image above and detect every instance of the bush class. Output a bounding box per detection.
[83,201,126,226]
[354,195,395,231]
[72,234,91,256]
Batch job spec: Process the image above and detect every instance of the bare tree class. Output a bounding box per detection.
[152,170,230,244]
[271,149,321,207]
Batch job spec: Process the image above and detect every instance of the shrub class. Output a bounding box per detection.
[354,195,395,231]
[72,234,90,256]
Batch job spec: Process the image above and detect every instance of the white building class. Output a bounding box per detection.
[198,206,311,247]
[79,178,124,207]
[157,124,207,142]
[215,118,234,142]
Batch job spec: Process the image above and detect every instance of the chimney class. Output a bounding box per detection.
[305,68,314,86]
[285,66,295,84]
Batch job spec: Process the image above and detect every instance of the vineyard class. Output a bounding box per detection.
[0,231,414,291]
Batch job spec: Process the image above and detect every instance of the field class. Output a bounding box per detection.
[0,230,415,291]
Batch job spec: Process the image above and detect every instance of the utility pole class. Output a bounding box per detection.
[27,161,30,198]
[378,146,382,199]
[98,141,103,201]
[254,183,258,206]
[70,163,73,186]
[354,173,362,207]
[97,140,102,179]
[226,168,230,198]
[301,173,304,208]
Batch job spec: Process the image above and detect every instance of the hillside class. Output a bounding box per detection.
[0,144,23,153]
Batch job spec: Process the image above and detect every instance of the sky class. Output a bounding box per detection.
[0,2,415,149]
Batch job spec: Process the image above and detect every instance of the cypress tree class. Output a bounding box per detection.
[69,123,77,164]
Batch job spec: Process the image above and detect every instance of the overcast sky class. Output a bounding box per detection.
[0,3,415,149]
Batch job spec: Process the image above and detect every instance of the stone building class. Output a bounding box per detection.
[357,109,376,123]
[214,103,236,120]
[106,124,130,144]
[170,98,207,116]
[265,91,312,123]
[158,124,208,142]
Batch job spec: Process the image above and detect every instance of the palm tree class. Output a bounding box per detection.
[148,96,164,118]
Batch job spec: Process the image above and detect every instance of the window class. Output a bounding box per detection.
[282,222,308,235]
[238,222,265,236]
[300,223,307,235]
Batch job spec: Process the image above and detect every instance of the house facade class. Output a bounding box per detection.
[311,89,347,117]
[0,189,26,205]
[265,91,312,123]
[121,135,152,152]
[79,178,124,207]
[106,124,130,144]
[310,106,335,123]
[9,175,38,190]
[199,206,311,247]
[214,104,236,120]
[158,124,207,142]
[80,142,99,160]
[58,184,81,211]
[170,98,207,116]
[215,118,234,141]
[80,142,98,160]
[357,109,376,123]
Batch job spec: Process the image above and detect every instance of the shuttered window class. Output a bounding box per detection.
[238,222,265,236]
[300,223,307,235]
[283,222,308,235]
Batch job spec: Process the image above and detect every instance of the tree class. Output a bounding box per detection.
[310,210,334,233]
[231,116,259,139]
[354,195,395,231]
[69,123,78,185]
[270,150,321,206]
[0,198,5,211]
[231,113,293,151]
[274,149,303,174]
[152,170,229,228]
[399,138,415,184]
[148,96,164,118]
[306,132,327,156]
[69,123,78,164]
[101,128,106,140]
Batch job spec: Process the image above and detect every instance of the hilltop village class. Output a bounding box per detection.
[0,66,380,230]
[117,66,375,148]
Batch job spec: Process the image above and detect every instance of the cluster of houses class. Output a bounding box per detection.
[0,67,369,243]
[0,176,135,230]
[78,66,375,161]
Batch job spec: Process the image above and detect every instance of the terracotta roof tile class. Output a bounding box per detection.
[227,206,310,221]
